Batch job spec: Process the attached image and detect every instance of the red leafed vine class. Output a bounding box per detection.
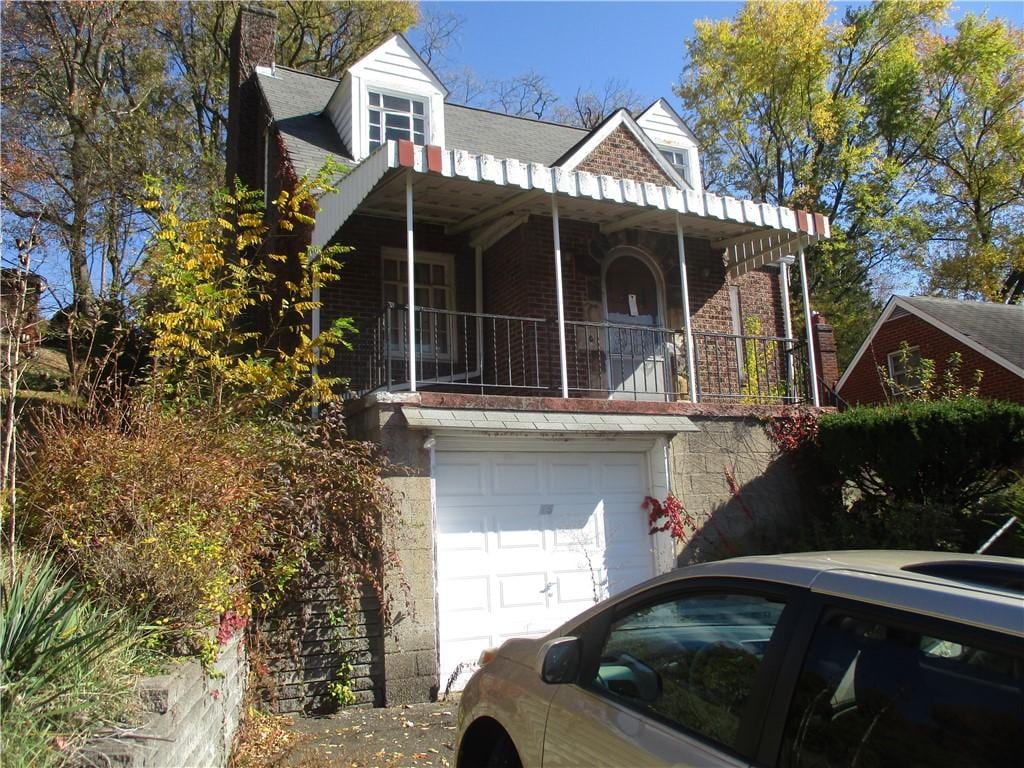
[644,494,699,541]
[766,408,820,454]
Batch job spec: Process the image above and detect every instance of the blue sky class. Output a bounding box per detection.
[410,1,1024,109]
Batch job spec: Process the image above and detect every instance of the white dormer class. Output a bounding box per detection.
[637,99,703,191]
[326,35,447,161]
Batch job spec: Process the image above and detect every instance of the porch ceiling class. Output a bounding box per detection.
[312,140,830,278]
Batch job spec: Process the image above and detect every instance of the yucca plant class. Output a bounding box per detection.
[1,551,151,767]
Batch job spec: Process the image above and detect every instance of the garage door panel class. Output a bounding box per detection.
[434,459,485,496]
[492,458,541,494]
[547,461,593,493]
[598,461,645,492]
[442,575,491,612]
[497,572,550,609]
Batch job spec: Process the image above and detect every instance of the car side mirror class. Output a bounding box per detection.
[539,636,581,685]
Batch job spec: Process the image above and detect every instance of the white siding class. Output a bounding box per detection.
[325,75,353,149]
[637,99,703,190]
[345,36,447,160]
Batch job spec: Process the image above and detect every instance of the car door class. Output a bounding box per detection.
[541,578,801,768]
[757,595,1024,768]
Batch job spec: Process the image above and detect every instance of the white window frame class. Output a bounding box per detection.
[887,345,923,390]
[381,248,455,360]
[367,88,427,153]
[659,146,691,186]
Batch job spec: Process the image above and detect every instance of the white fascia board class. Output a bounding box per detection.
[636,98,699,145]
[557,110,690,190]
[837,295,1024,391]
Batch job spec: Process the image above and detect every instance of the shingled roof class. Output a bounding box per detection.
[255,66,589,178]
[899,296,1024,371]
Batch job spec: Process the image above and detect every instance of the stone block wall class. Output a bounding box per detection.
[258,570,384,714]
[670,415,807,564]
[82,633,248,768]
[347,398,439,705]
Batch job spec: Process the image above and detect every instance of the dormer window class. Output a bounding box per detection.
[659,147,691,186]
[368,91,426,151]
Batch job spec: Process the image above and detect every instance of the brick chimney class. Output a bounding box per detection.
[811,312,840,397]
[226,6,277,188]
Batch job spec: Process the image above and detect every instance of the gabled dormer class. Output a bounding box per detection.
[636,99,703,191]
[325,35,448,162]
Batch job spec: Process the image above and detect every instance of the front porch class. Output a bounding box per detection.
[349,304,813,404]
[313,139,832,408]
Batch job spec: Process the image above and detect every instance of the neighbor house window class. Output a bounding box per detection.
[381,250,453,357]
[659,146,691,185]
[887,345,923,389]
[368,91,426,151]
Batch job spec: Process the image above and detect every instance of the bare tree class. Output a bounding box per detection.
[416,6,463,66]
[490,71,559,120]
[554,78,647,128]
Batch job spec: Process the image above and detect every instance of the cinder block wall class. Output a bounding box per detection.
[258,570,384,713]
[670,415,807,564]
[82,633,248,768]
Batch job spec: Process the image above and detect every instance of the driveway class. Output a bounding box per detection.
[276,702,458,768]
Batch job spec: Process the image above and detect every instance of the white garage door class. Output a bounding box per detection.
[435,450,656,690]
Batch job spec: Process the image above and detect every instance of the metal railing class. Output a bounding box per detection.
[349,303,546,395]
[692,331,810,404]
[563,320,686,402]
[347,307,815,406]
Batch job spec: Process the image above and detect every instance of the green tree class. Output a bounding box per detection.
[914,14,1024,303]
[677,0,948,363]
[142,163,353,415]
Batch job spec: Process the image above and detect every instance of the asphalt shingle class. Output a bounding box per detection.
[255,66,590,175]
[901,296,1024,370]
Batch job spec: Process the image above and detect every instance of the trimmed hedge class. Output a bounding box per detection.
[814,398,1024,551]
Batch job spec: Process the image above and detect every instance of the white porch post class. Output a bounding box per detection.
[474,245,484,383]
[797,245,820,406]
[779,255,795,400]
[406,171,417,393]
[675,215,697,403]
[311,286,321,419]
[551,195,569,398]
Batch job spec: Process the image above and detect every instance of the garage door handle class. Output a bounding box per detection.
[540,581,555,595]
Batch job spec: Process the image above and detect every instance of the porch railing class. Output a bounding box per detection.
[563,320,685,402]
[347,306,813,405]
[692,331,810,404]
[349,303,546,395]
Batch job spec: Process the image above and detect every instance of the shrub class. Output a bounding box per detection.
[18,399,400,657]
[814,398,1024,551]
[1,551,150,767]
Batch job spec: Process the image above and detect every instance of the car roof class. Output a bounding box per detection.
[568,551,1024,639]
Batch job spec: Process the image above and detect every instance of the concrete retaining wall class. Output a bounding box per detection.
[82,633,248,768]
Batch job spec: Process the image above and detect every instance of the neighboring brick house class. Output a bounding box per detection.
[837,295,1024,405]
[227,8,839,711]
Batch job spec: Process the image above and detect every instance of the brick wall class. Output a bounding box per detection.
[837,313,1023,404]
[575,124,675,186]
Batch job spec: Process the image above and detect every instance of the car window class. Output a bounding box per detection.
[592,592,786,752]
[778,611,1024,768]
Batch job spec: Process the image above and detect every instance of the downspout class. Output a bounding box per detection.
[675,215,697,403]
[797,245,820,406]
[779,255,795,401]
[551,195,569,398]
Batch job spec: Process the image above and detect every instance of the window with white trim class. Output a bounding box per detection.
[381,250,454,357]
[659,146,691,185]
[887,345,923,390]
[368,91,426,151]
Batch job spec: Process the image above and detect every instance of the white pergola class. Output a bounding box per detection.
[312,140,831,405]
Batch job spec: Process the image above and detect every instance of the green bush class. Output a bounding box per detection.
[1,551,150,767]
[814,398,1024,551]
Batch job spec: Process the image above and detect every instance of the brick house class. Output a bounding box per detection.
[228,9,840,710]
[837,295,1024,405]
